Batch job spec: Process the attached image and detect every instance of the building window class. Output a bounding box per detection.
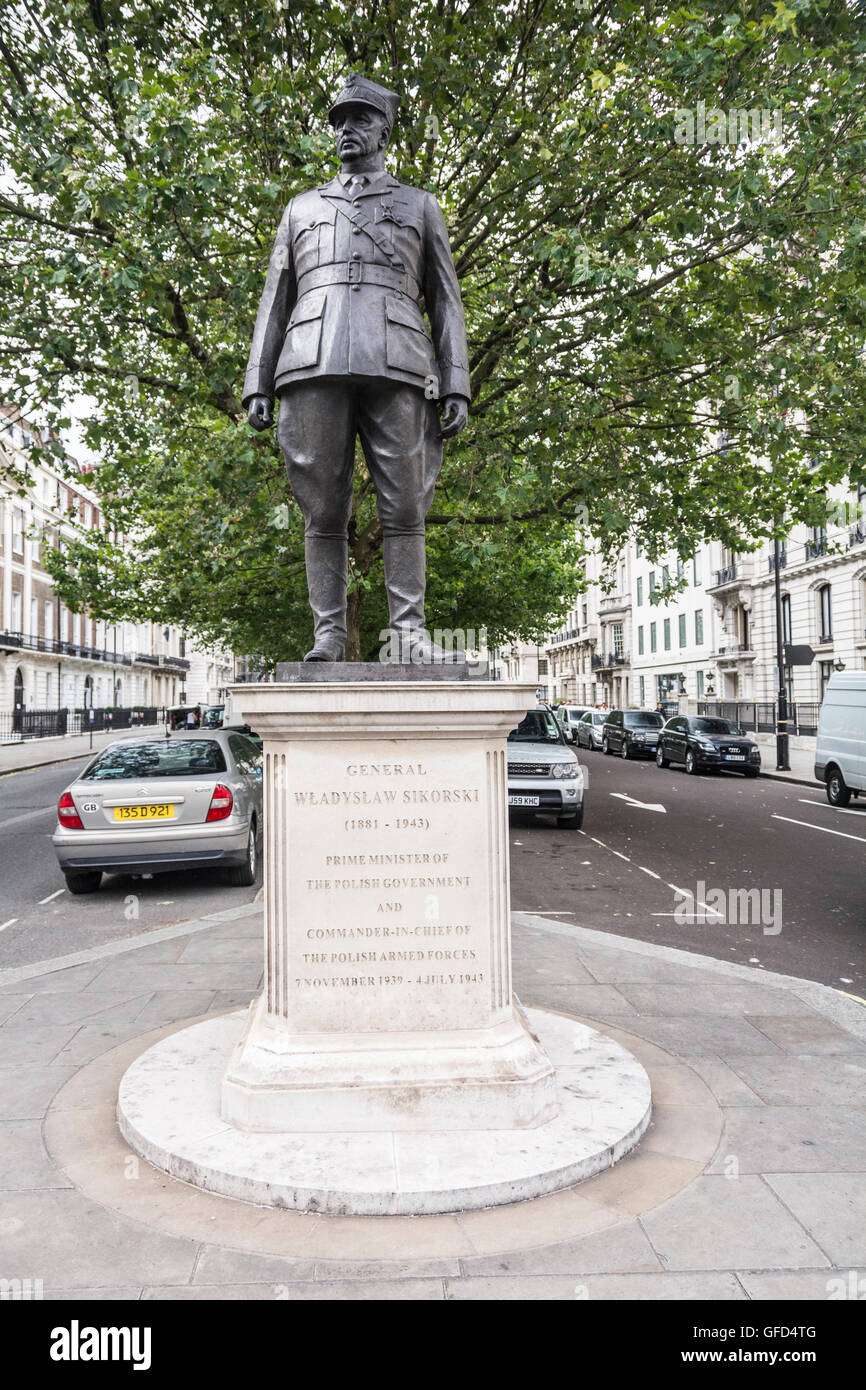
[676,558,684,581]
[678,614,686,647]
[638,626,644,655]
[636,577,643,606]
[820,660,833,700]
[45,601,53,641]
[650,622,657,653]
[649,570,656,596]
[611,623,624,657]
[12,508,24,554]
[782,594,792,645]
[639,675,645,705]
[636,540,643,557]
[693,552,702,585]
[12,591,22,631]
[662,618,670,650]
[818,584,832,641]
[662,565,670,588]
[30,597,38,638]
[697,670,705,698]
[695,610,704,645]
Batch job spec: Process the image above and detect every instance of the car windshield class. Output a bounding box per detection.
[593,713,605,724]
[82,739,227,780]
[624,711,663,728]
[692,718,742,735]
[200,707,224,728]
[568,708,587,719]
[508,710,562,742]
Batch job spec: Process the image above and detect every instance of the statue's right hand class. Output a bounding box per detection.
[247,396,274,431]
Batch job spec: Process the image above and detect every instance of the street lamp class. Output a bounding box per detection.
[773,534,790,771]
[833,658,846,672]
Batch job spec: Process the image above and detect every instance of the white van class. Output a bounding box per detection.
[814,671,866,806]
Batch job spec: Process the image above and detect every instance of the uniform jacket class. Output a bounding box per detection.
[242,171,471,406]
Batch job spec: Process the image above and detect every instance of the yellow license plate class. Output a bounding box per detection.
[113,805,174,821]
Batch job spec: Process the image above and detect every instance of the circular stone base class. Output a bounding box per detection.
[117,1008,651,1216]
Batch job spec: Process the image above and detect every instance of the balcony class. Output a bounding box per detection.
[0,632,131,664]
[708,563,738,590]
[850,524,866,548]
[135,652,160,665]
[714,644,755,663]
[592,651,629,670]
[804,539,826,560]
[162,655,191,671]
[768,553,787,572]
[598,595,630,617]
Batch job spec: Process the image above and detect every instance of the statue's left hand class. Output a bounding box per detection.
[439,394,469,439]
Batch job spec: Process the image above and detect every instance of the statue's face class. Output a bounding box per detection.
[332,103,390,161]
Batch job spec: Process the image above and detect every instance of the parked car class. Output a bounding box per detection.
[602,709,664,759]
[556,705,592,743]
[815,671,866,805]
[655,715,760,777]
[506,707,584,829]
[576,709,607,751]
[52,730,264,894]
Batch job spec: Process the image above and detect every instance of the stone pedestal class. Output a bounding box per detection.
[221,675,556,1132]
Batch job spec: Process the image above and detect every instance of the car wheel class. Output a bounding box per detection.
[558,806,584,829]
[656,745,670,768]
[620,740,629,759]
[63,870,102,895]
[826,768,852,807]
[685,749,699,775]
[602,737,610,754]
[226,823,257,887]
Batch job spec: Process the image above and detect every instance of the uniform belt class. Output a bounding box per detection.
[296,262,421,299]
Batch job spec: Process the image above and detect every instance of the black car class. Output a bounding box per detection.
[602,709,664,759]
[656,716,761,777]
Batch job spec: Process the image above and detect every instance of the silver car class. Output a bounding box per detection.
[52,730,263,894]
[556,705,593,743]
[507,707,585,829]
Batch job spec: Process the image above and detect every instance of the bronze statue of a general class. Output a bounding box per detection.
[244,75,471,662]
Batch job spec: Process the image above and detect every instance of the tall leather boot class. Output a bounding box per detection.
[303,536,348,662]
[382,534,458,664]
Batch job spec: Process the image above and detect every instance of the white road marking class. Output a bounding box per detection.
[797,798,866,817]
[771,813,866,845]
[0,806,55,830]
[638,866,661,879]
[610,792,667,813]
[38,888,65,904]
[0,919,18,932]
[583,835,723,919]
[526,910,576,915]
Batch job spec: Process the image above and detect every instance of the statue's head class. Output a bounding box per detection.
[328,75,400,162]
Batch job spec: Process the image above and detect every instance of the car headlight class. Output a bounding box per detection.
[551,761,578,779]
[698,740,717,751]
[632,732,645,741]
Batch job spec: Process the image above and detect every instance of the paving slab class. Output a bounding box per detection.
[143,1279,446,1300]
[83,961,263,994]
[458,1218,662,1277]
[0,1064,78,1121]
[640,1175,830,1270]
[727,1055,866,1106]
[0,1119,73,1190]
[191,1248,318,1285]
[763,1173,866,1266]
[445,1272,748,1300]
[618,982,819,1018]
[706,1106,866,1174]
[737,1269,866,1300]
[681,1056,766,1107]
[0,1189,198,1288]
[746,1014,866,1055]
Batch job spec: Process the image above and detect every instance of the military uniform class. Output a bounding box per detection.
[243,77,471,659]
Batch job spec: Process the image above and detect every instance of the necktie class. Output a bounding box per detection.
[345,174,366,198]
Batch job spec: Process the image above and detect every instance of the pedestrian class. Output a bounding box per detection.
[186,708,196,730]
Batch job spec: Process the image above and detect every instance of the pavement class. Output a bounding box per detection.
[0,724,162,777]
[1,900,864,1300]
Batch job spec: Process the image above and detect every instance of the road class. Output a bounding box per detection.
[1,746,862,994]
[508,747,865,994]
[0,755,260,969]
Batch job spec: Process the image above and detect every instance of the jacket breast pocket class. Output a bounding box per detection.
[280,294,326,371]
[292,210,336,271]
[384,297,435,382]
